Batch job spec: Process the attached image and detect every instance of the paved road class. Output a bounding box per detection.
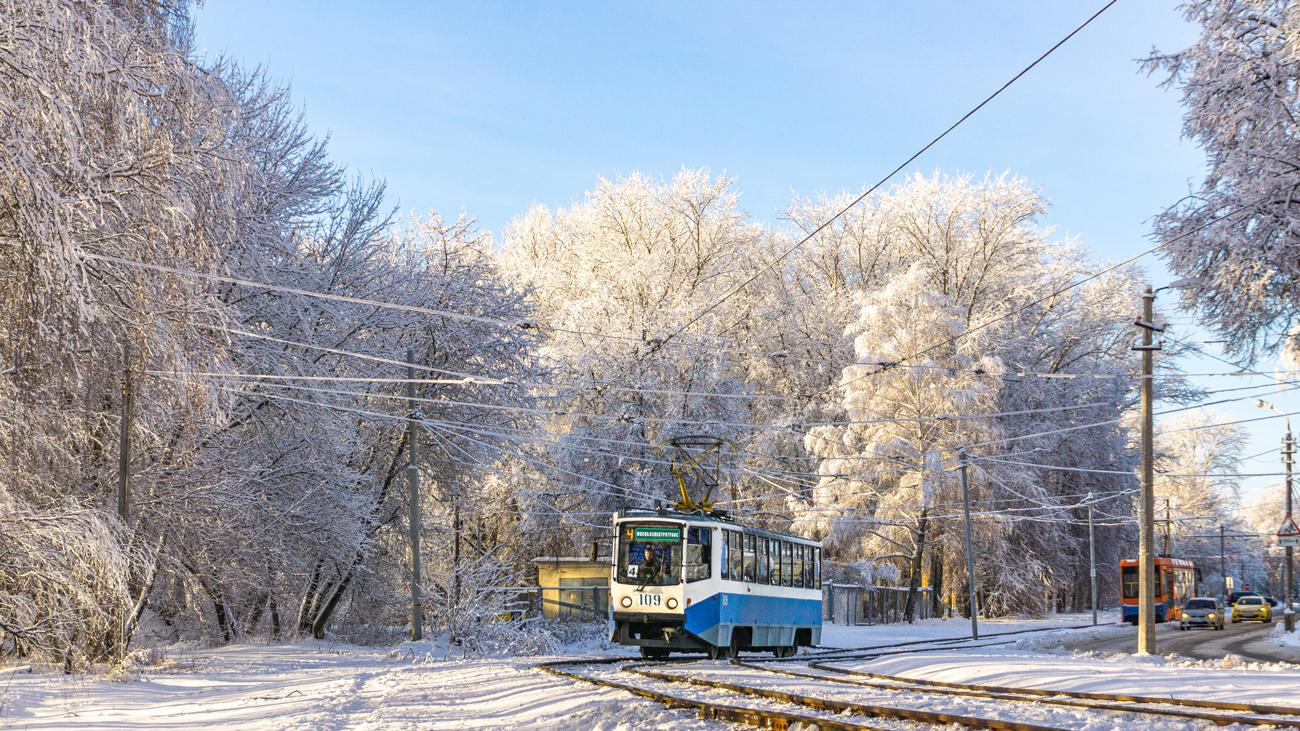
[1066,620,1300,664]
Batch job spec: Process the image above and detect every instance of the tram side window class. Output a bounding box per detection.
[783,541,793,587]
[743,534,756,583]
[794,544,805,588]
[769,540,781,585]
[757,537,770,584]
[720,530,730,580]
[728,531,743,582]
[814,547,821,586]
[685,527,712,582]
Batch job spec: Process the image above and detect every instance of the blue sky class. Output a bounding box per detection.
[193,1,1297,517]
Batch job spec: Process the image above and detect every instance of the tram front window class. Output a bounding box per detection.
[618,524,682,586]
[1121,566,1138,599]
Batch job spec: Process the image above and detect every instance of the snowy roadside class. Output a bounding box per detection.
[1267,622,1300,649]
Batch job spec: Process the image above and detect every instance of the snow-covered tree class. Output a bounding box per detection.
[1145,0,1300,364]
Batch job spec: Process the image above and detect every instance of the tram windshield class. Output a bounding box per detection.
[618,523,682,586]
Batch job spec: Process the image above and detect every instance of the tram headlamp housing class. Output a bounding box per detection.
[620,595,632,608]
[666,597,679,610]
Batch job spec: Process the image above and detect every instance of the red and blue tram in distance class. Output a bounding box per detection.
[1119,557,1197,624]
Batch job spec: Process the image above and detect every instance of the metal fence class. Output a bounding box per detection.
[487,586,611,621]
[823,583,933,625]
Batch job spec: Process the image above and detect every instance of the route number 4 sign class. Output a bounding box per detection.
[1279,514,1300,548]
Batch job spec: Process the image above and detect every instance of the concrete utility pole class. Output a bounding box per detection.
[407,349,423,641]
[1288,429,1295,632]
[1220,525,1226,598]
[1256,399,1296,632]
[959,449,978,640]
[1089,498,1097,627]
[1136,285,1159,654]
[118,340,134,524]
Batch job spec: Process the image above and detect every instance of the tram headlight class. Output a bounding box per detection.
[666,597,679,610]
[620,595,632,608]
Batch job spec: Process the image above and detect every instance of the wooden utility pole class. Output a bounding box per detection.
[1136,285,1159,654]
[959,449,978,640]
[118,340,133,523]
[407,349,423,641]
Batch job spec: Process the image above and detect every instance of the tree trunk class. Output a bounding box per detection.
[308,549,369,637]
[270,598,281,640]
[297,558,326,633]
[246,593,268,635]
[312,567,357,639]
[929,548,943,619]
[903,508,928,624]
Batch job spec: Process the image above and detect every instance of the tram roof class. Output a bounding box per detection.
[615,508,821,546]
[1118,557,1195,569]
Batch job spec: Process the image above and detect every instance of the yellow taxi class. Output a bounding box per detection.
[1231,595,1273,623]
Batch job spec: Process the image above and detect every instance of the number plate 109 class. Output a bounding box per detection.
[638,594,662,606]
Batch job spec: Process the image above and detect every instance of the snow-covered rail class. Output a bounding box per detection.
[536,657,896,731]
[748,659,1300,729]
[623,662,1068,731]
[538,621,1300,731]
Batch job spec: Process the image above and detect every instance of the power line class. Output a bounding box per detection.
[596,0,1121,389]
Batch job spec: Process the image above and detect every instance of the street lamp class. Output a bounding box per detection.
[1256,398,1295,631]
[1134,277,1204,655]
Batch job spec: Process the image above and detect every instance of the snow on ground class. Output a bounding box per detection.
[657,659,1220,731]
[818,611,1109,649]
[1268,621,1300,649]
[832,646,1300,707]
[3,613,1273,730]
[0,641,732,731]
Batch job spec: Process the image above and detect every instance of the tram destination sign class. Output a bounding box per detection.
[633,526,682,542]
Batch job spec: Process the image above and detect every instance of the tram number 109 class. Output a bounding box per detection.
[636,594,661,607]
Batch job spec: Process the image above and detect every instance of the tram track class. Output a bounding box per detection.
[737,659,1300,728]
[536,623,1300,731]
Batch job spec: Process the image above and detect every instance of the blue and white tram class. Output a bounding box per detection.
[610,508,822,659]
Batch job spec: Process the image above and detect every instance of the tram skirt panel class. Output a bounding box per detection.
[685,593,821,648]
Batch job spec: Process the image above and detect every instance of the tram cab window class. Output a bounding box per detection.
[1121,565,1138,599]
[685,527,711,582]
[757,537,770,584]
[617,524,682,586]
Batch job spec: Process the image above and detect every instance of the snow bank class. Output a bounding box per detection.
[1267,622,1300,648]
[819,612,1104,649]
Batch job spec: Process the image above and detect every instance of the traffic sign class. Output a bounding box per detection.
[1244,583,1252,591]
[1279,514,1300,547]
